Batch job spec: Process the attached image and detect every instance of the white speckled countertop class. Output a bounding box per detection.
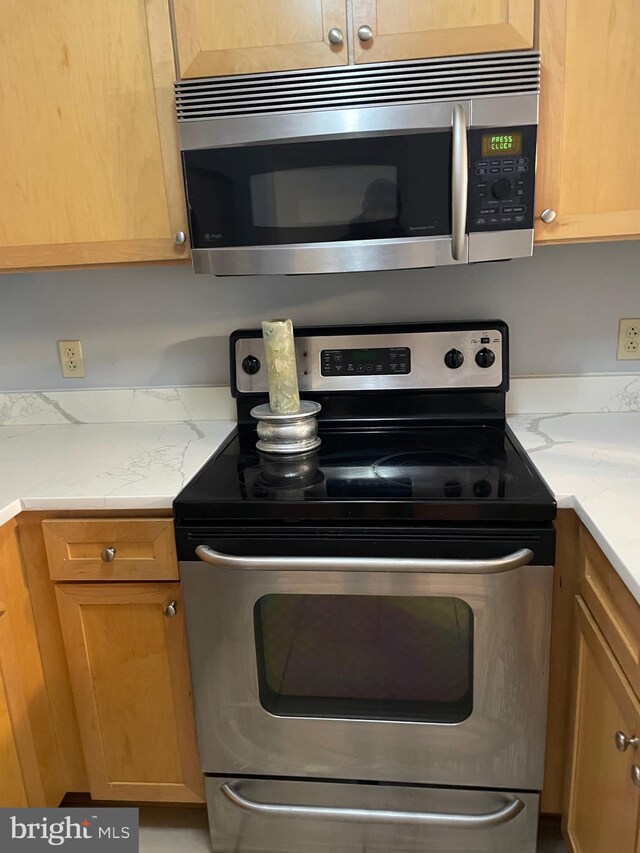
[0,406,638,604]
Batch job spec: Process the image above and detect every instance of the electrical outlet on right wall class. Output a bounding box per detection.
[617,319,640,360]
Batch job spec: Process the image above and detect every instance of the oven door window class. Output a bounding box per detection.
[183,133,451,248]
[254,594,473,723]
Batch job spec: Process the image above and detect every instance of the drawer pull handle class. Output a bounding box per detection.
[101,547,117,563]
[616,731,640,752]
[632,766,640,787]
[327,27,343,45]
[164,601,177,618]
[221,782,525,827]
[357,25,373,42]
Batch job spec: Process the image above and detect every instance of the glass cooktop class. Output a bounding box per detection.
[175,425,556,523]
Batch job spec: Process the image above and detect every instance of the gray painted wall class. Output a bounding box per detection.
[0,240,638,392]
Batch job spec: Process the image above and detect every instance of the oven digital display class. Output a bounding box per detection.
[322,347,411,377]
[352,349,377,362]
[481,132,523,157]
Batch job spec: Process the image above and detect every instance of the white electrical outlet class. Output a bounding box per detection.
[617,319,640,360]
[58,339,85,378]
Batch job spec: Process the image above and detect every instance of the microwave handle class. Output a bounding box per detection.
[451,103,468,261]
[194,545,534,574]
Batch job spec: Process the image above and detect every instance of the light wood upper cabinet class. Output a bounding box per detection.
[566,598,640,852]
[173,0,348,78]
[55,582,203,803]
[536,0,640,244]
[352,1,535,64]
[0,0,188,271]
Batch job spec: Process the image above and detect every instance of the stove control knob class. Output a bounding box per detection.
[491,178,512,200]
[473,479,492,497]
[475,347,496,369]
[242,355,261,375]
[444,348,464,369]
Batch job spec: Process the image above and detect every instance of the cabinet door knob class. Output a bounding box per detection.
[632,765,640,787]
[174,231,187,245]
[101,547,116,563]
[539,209,557,224]
[615,730,639,752]
[164,601,178,618]
[327,27,343,45]
[357,25,373,42]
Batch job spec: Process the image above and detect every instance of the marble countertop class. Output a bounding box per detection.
[0,413,638,603]
[0,420,236,526]
[509,413,640,603]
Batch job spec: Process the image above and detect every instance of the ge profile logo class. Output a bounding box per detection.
[0,808,138,850]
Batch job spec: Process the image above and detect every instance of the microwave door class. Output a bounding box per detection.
[182,101,470,276]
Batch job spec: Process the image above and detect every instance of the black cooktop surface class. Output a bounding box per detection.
[174,424,556,523]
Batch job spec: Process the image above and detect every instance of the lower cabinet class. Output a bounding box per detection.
[566,598,640,852]
[0,611,44,806]
[55,583,203,803]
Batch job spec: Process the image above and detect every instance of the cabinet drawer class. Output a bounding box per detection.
[580,527,640,697]
[43,519,178,581]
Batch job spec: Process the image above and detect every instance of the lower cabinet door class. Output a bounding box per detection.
[55,583,203,802]
[0,611,44,807]
[566,598,640,852]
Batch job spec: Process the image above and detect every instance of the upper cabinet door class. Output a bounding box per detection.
[0,0,188,271]
[173,0,349,78]
[536,0,640,244]
[352,0,535,64]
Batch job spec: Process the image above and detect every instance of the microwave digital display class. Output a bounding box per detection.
[481,132,523,157]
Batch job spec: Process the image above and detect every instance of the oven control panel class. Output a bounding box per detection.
[321,347,411,377]
[233,324,506,395]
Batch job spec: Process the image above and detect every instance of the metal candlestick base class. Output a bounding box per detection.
[250,401,321,454]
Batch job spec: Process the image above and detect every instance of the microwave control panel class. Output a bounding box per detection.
[467,125,537,232]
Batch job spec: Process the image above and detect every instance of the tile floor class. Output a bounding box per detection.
[138,807,567,852]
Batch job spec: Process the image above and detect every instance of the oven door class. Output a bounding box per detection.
[182,101,469,275]
[180,538,552,791]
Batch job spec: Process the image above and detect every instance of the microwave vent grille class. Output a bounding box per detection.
[175,51,540,122]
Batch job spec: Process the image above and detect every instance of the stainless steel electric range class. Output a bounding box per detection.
[174,321,557,853]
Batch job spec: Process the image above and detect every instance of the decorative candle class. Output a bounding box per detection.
[261,318,301,414]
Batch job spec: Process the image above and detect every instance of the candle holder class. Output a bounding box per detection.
[250,400,321,454]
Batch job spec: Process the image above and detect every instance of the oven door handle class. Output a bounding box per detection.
[194,545,534,574]
[451,102,468,261]
[221,782,525,828]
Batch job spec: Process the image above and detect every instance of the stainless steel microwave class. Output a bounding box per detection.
[175,51,540,276]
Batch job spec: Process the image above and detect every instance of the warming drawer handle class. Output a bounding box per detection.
[451,102,468,262]
[221,782,525,828]
[194,545,534,574]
